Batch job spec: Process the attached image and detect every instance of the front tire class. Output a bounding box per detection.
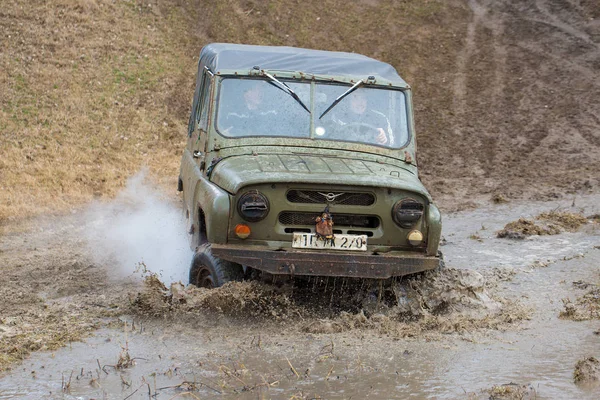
[189,243,244,288]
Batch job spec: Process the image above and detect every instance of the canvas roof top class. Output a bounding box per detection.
[199,43,408,87]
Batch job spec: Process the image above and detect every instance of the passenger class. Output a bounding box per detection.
[330,90,392,145]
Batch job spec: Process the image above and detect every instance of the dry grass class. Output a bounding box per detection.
[0,0,202,223]
[2,0,600,223]
[537,210,589,231]
[0,0,467,224]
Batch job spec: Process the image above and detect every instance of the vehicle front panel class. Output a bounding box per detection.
[227,182,429,252]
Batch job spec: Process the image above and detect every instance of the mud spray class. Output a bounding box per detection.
[85,170,191,285]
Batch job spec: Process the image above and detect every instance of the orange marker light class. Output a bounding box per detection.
[235,224,251,239]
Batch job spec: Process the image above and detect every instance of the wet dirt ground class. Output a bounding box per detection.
[1,194,599,399]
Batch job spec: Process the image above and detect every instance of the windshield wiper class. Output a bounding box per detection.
[262,72,311,114]
[319,79,364,119]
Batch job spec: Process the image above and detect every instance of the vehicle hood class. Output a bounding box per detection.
[210,154,432,202]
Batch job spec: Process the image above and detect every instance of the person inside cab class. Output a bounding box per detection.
[221,83,277,135]
[319,89,393,146]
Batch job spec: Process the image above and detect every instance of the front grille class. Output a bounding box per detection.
[286,190,375,206]
[279,212,380,228]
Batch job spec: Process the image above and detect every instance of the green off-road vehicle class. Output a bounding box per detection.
[179,43,442,288]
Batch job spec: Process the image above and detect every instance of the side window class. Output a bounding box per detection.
[187,99,199,137]
[187,71,202,137]
[198,70,212,132]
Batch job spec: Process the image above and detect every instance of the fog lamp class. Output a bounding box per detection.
[407,230,423,246]
[235,224,251,239]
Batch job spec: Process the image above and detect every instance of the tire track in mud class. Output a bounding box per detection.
[447,0,600,200]
[452,1,496,128]
[535,0,597,47]
[452,0,508,177]
[503,1,600,173]
[452,0,482,130]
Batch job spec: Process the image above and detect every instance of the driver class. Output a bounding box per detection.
[222,83,278,135]
[330,90,391,145]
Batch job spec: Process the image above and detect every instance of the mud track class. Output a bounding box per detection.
[1,194,599,398]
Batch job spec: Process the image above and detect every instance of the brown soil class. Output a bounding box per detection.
[0,213,530,373]
[131,277,301,320]
[0,206,531,372]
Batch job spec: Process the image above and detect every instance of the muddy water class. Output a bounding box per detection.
[1,195,599,399]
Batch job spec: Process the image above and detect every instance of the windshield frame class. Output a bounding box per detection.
[213,73,413,150]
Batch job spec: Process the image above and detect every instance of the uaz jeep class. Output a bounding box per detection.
[179,43,442,288]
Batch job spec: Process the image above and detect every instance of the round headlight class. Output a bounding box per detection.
[237,191,270,222]
[392,198,424,228]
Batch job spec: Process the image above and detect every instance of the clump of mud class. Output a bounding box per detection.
[497,218,561,239]
[129,268,529,338]
[497,211,589,239]
[588,213,600,222]
[129,274,171,316]
[559,283,600,321]
[529,259,552,268]
[484,383,537,400]
[301,268,528,337]
[483,267,516,283]
[574,357,600,385]
[130,277,299,320]
[491,193,509,204]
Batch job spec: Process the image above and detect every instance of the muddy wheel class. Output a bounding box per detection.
[189,243,244,288]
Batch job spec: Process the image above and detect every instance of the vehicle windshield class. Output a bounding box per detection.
[215,78,410,148]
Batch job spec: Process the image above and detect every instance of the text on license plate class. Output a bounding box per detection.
[292,233,367,251]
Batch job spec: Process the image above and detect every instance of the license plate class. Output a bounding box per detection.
[292,233,367,251]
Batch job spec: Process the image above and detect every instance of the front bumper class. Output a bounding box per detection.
[211,244,440,279]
